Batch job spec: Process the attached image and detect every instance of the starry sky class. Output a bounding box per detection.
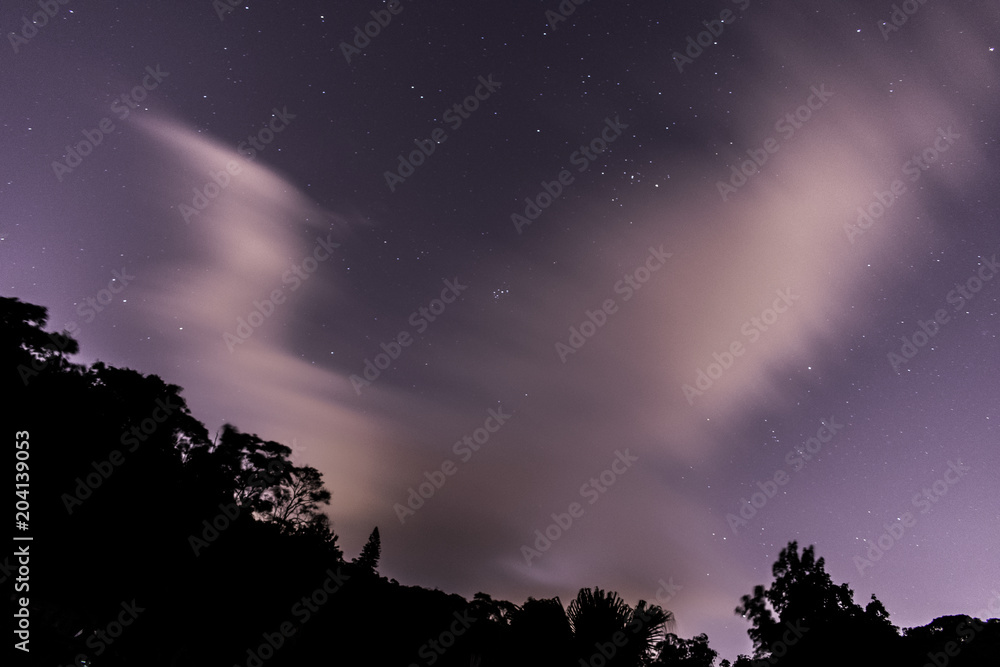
[3,0,999,660]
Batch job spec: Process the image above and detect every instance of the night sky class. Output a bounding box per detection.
[3,0,999,660]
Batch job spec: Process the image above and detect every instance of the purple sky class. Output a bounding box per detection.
[3,0,999,660]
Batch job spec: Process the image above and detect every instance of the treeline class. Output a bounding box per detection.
[3,296,997,666]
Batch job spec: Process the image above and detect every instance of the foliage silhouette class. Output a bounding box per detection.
[653,633,718,667]
[568,587,674,666]
[3,296,998,666]
[733,540,998,666]
[354,526,382,573]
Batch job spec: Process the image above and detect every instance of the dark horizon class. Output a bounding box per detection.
[5,306,1000,665]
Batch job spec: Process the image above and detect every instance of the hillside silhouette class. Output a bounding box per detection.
[4,295,998,666]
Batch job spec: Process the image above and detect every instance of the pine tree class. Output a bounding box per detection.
[355,526,381,572]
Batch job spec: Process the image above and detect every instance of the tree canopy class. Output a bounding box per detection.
[4,296,997,666]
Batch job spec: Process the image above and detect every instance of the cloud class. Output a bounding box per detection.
[119,114,401,540]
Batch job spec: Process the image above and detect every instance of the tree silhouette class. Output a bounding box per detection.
[628,599,674,666]
[465,592,522,665]
[7,295,1000,667]
[354,526,381,572]
[2,296,84,392]
[266,464,333,533]
[508,596,574,667]
[568,587,673,667]
[653,632,717,667]
[735,541,902,666]
[469,591,518,626]
[193,423,294,511]
[736,542,851,654]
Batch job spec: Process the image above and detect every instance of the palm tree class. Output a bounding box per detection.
[629,599,674,665]
[568,587,674,666]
